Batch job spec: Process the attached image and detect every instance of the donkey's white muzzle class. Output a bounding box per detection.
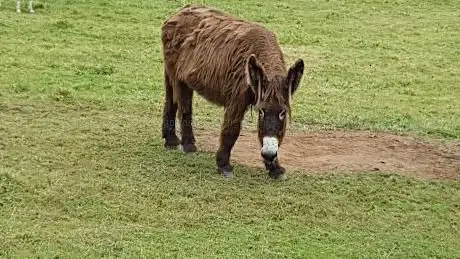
[261,136,279,161]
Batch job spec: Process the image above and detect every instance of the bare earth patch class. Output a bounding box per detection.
[194,129,460,180]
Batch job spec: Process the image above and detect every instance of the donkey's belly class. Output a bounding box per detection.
[191,84,227,107]
[180,64,240,107]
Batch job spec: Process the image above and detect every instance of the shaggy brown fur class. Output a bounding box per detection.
[161,4,304,179]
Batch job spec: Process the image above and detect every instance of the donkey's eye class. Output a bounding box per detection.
[259,109,265,118]
[279,110,286,120]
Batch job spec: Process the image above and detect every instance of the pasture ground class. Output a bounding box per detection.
[196,129,459,180]
[1,0,459,258]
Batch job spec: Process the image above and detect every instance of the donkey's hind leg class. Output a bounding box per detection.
[177,81,197,153]
[162,71,180,149]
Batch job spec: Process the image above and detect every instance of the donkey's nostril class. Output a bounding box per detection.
[261,151,277,162]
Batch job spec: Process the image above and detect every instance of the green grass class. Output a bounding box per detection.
[1,0,459,257]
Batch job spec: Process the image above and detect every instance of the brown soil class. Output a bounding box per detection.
[194,129,460,180]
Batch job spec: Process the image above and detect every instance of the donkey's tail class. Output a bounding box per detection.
[163,70,178,106]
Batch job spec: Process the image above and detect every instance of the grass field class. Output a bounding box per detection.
[1,0,459,258]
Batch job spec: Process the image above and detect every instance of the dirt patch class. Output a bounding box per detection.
[194,129,460,180]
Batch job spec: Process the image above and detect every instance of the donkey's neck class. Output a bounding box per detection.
[255,52,287,78]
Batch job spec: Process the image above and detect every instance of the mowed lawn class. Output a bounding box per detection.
[1,0,459,258]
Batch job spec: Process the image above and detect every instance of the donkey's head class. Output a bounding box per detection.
[245,54,304,162]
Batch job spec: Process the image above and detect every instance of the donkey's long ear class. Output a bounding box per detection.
[286,58,304,96]
[246,54,266,102]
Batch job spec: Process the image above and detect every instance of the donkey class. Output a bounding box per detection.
[16,0,34,13]
[160,4,304,179]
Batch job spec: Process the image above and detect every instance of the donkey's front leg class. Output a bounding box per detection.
[16,0,21,13]
[263,158,286,180]
[216,109,244,178]
[28,0,34,13]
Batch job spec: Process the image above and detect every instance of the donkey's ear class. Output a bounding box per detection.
[286,58,304,95]
[246,54,266,94]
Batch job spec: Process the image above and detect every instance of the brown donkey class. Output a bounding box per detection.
[161,4,304,179]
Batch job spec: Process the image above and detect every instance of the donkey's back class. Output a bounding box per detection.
[161,4,285,106]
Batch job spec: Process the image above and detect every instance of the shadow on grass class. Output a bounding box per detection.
[129,136,285,183]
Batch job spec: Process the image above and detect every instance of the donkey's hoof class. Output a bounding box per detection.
[217,165,233,178]
[164,143,179,149]
[269,166,286,180]
[164,135,180,149]
[179,143,197,153]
